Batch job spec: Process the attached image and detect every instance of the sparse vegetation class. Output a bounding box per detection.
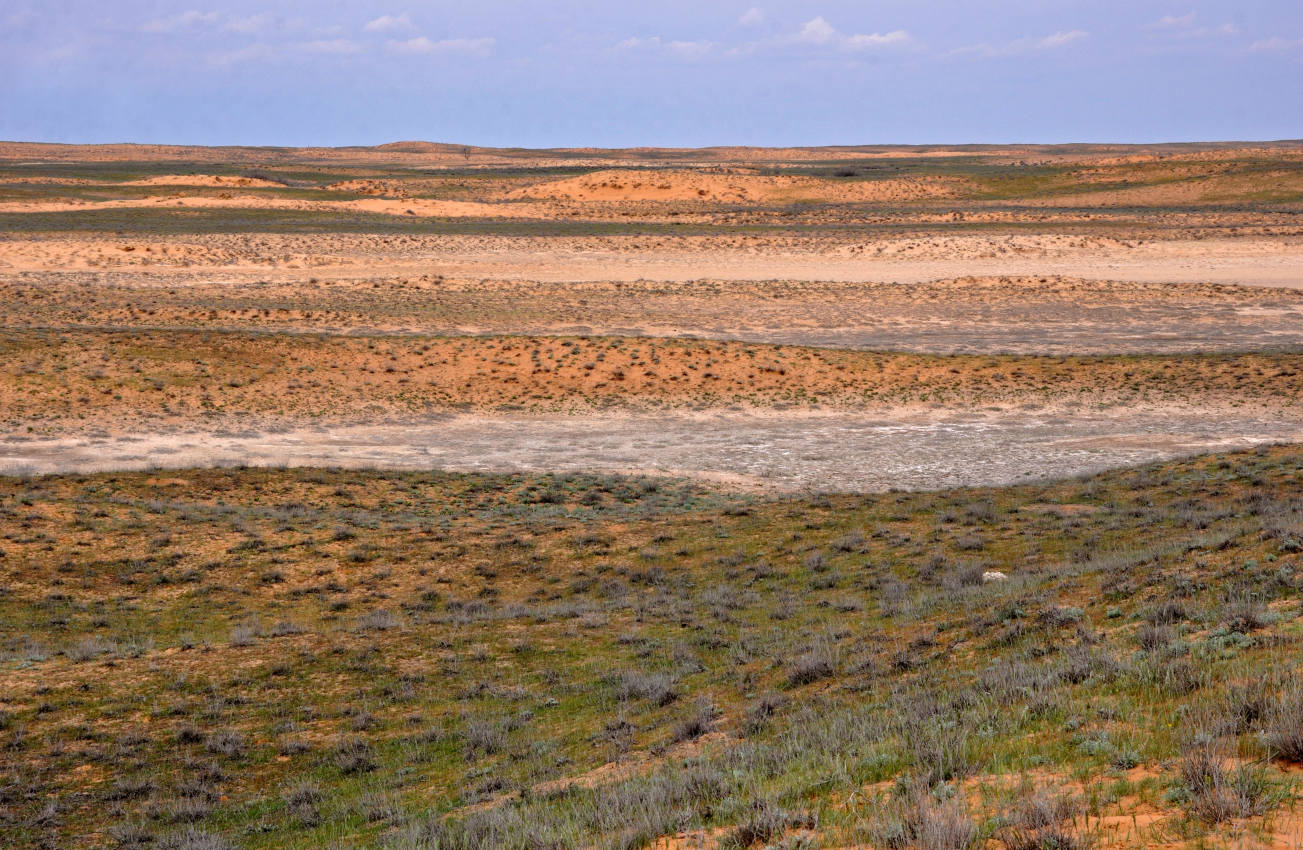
[0,447,1299,848]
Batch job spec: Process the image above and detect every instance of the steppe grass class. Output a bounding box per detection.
[1,446,1301,848]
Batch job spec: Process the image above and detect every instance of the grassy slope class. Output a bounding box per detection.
[2,446,1301,849]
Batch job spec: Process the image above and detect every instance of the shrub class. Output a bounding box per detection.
[1059,645,1117,685]
[355,609,401,631]
[1138,656,1203,696]
[906,719,976,786]
[66,636,115,662]
[671,697,717,743]
[1220,599,1270,633]
[104,776,157,801]
[1179,738,1272,824]
[1135,624,1174,653]
[203,730,246,758]
[107,823,155,848]
[1039,606,1084,628]
[1146,601,1187,626]
[463,719,505,758]
[866,784,978,850]
[152,796,212,824]
[1263,683,1303,763]
[616,671,679,706]
[998,792,1082,850]
[333,737,378,774]
[228,622,259,647]
[787,644,836,687]
[726,799,814,848]
[1217,681,1273,735]
[744,692,787,736]
[831,530,866,553]
[283,780,322,826]
[156,827,233,850]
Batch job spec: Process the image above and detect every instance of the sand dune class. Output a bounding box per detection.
[122,174,285,188]
[1036,171,1303,206]
[325,178,410,196]
[511,169,964,203]
[0,194,541,218]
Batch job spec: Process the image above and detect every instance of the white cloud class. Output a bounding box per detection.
[1037,30,1087,49]
[946,42,1002,59]
[666,39,716,59]
[1250,36,1303,52]
[794,17,912,51]
[206,38,362,67]
[613,16,912,62]
[386,35,494,56]
[614,36,657,51]
[141,10,283,36]
[225,13,271,35]
[950,29,1088,58]
[206,43,276,67]
[846,30,911,49]
[614,36,717,60]
[363,14,412,33]
[1148,13,1238,40]
[798,17,837,44]
[141,10,219,33]
[388,36,434,53]
[302,39,359,54]
[1153,13,1197,29]
[738,8,765,28]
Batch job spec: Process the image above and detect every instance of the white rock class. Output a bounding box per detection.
[982,570,1008,583]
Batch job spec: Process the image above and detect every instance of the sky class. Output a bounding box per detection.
[2,1,1301,147]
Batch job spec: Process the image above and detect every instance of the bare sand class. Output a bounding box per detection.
[3,233,1299,291]
[341,236,1303,290]
[0,195,542,219]
[509,170,965,203]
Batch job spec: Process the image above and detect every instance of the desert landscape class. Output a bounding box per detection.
[3,139,1303,850]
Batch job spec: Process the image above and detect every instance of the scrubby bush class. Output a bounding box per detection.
[1263,683,1303,763]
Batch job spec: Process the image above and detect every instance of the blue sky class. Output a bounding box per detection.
[2,1,1300,147]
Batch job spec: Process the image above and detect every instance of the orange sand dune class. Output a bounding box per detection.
[122,174,285,188]
[511,169,964,203]
[0,194,541,218]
